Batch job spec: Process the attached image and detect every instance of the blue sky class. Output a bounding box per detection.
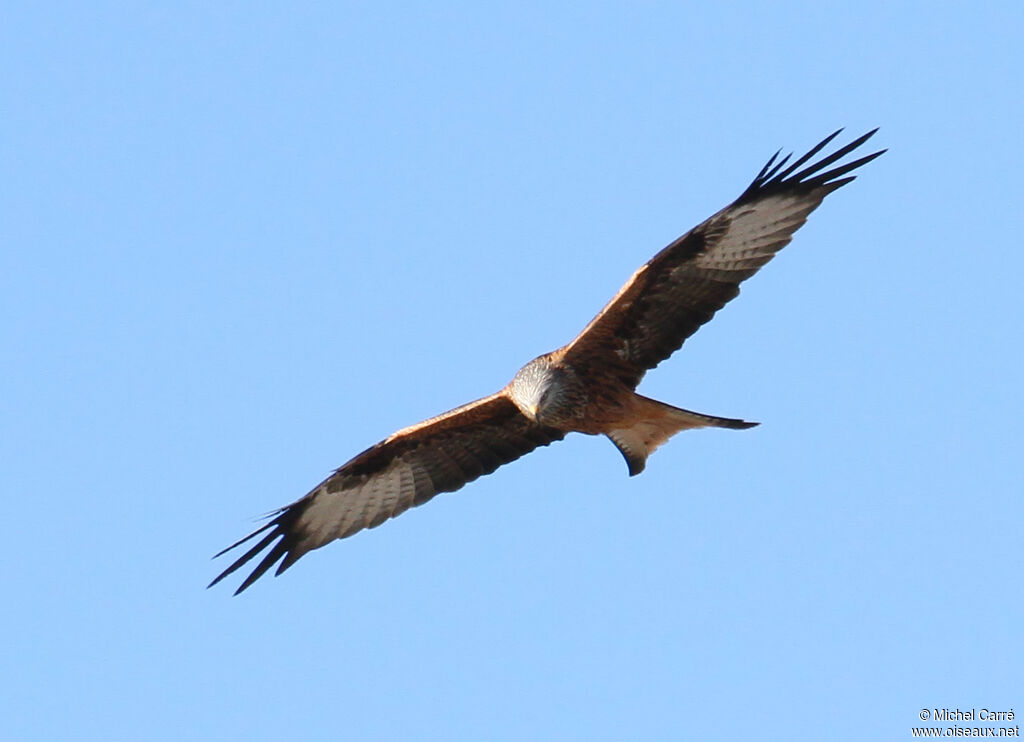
[3,2,1021,740]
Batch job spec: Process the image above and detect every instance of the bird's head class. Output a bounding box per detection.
[508,355,577,426]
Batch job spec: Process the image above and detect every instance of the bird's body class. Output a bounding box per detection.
[211,129,884,594]
[506,351,753,464]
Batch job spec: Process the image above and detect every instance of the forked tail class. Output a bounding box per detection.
[606,395,757,476]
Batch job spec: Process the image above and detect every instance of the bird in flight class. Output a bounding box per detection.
[211,129,884,594]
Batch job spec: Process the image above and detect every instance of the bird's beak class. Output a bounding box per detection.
[526,403,539,421]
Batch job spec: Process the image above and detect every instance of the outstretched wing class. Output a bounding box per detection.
[210,393,564,594]
[557,129,885,388]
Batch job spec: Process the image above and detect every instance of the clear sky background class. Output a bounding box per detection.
[3,3,1021,740]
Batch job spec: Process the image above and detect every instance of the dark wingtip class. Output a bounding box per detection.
[741,128,884,200]
[752,148,784,183]
[210,519,276,561]
[208,504,306,594]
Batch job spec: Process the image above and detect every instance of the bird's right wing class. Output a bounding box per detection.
[210,392,564,594]
[557,129,885,388]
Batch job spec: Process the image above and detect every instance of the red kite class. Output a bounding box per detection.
[211,129,883,593]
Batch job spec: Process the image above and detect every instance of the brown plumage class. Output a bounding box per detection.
[211,129,884,593]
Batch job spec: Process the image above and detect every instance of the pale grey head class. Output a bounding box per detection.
[508,355,584,428]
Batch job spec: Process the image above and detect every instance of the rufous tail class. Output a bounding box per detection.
[605,394,757,476]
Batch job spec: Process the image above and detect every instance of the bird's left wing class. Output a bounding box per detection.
[556,129,885,388]
[210,392,564,594]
